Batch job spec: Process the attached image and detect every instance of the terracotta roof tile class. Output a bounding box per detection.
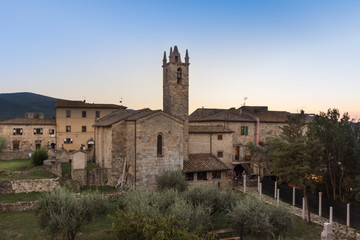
[0,118,56,125]
[56,100,121,109]
[183,153,231,173]
[189,125,233,133]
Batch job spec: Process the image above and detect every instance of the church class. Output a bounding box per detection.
[93,46,232,188]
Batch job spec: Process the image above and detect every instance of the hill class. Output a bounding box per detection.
[0,92,59,120]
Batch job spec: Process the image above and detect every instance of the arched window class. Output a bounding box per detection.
[157,134,163,156]
[177,68,182,84]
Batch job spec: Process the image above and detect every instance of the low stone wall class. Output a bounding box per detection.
[0,150,33,160]
[188,179,232,189]
[72,168,111,186]
[0,178,60,195]
[0,201,37,212]
[43,160,62,177]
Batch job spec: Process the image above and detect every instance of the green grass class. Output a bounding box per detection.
[61,162,71,179]
[86,161,98,169]
[80,186,118,194]
[0,210,113,240]
[0,192,46,203]
[0,159,55,181]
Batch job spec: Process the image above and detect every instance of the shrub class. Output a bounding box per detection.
[183,185,236,215]
[31,147,48,166]
[36,188,110,240]
[156,169,188,192]
[108,208,215,240]
[0,135,8,153]
[226,196,292,239]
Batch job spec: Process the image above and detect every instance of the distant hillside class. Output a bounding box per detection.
[0,92,59,120]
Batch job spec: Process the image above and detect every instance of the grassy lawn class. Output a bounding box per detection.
[0,159,55,181]
[0,192,46,203]
[0,210,114,240]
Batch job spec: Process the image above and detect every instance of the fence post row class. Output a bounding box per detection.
[274,181,277,198]
[277,189,280,206]
[292,187,295,206]
[302,197,305,220]
[319,192,322,217]
[243,175,246,193]
[347,203,350,227]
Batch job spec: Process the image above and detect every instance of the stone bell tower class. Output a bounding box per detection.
[162,45,189,161]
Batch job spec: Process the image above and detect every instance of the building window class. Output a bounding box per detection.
[82,111,87,118]
[197,172,207,181]
[49,129,55,135]
[186,173,194,181]
[64,138,73,144]
[235,146,240,160]
[241,126,248,136]
[96,111,100,118]
[66,126,71,132]
[217,151,223,158]
[217,135,223,140]
[212,171,221,179]
[35,140,42,149]
[82,126,87,132]
[177,68,182,84]
[13,128,23,135]
[13,140,20,150]
[33,128,43,135]
[66,110,71,118]
[157,134,163,157]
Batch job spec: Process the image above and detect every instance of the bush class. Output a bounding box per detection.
[0,135,8,153]
[108,208,215,240]
[184,185,237,215]
[156,169,188,192]
[36,188,110,240]
[227,196,292,239]
[31,147,48,166]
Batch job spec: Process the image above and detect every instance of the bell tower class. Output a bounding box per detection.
[162,45,189,160]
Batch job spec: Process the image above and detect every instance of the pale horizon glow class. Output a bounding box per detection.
[1,1,359,119]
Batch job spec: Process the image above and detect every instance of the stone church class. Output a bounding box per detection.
[94,46,216,188]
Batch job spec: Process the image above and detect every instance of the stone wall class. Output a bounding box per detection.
[0,150,32,160]
[0,178,60,195]
[72,168,111,186]
[0,201,37,212]
[43,159,62,177]
[47,149,70,162]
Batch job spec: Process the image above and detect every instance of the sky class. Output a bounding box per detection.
[1,0,360,119]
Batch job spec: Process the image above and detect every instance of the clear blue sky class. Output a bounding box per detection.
[1,0,360,119]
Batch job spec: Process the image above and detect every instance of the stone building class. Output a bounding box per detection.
[189,106,290,176]
[0,113,56,151]
[55,100,121,151]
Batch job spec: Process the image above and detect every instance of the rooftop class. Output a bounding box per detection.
[56,100,122,109]
[183,153,231,173]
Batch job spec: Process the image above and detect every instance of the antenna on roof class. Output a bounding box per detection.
[242,97,248,106]
[82,96,86,103]
[119,97,123,105]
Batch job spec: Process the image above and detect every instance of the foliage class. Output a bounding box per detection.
[156,169,188,192]
[0,192,45,203]
[270,112,323,222]
[227,196,292,240]
[184,184,241,215]
[0,135,8,153]
[307,109,360,200]
[108,208,215,240]
[31,147,48,166]
[36,188,110,240]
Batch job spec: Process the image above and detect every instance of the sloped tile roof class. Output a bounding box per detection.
[183,153,231,173]
[189,125,233,133]
[93,108,161,127]
[0,118,56,125]
[56,100,121,109]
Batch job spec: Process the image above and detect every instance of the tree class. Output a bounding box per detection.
[227,196,292,240]
[307,109,360,200]
[270,112,323,223]
[246,141,272,176]
[109,209,215,240]
[156,169,188,192]
[0,135,8,153]
[36,188,110,240]
[31,147,48,166]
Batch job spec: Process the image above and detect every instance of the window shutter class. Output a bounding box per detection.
[20,129,23,135]
[70,138,73,143]
[34,129,36,135]
[245,126,248,136]
[40,129,43,135]
[64,138,66,143]
[13,129,16,135]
